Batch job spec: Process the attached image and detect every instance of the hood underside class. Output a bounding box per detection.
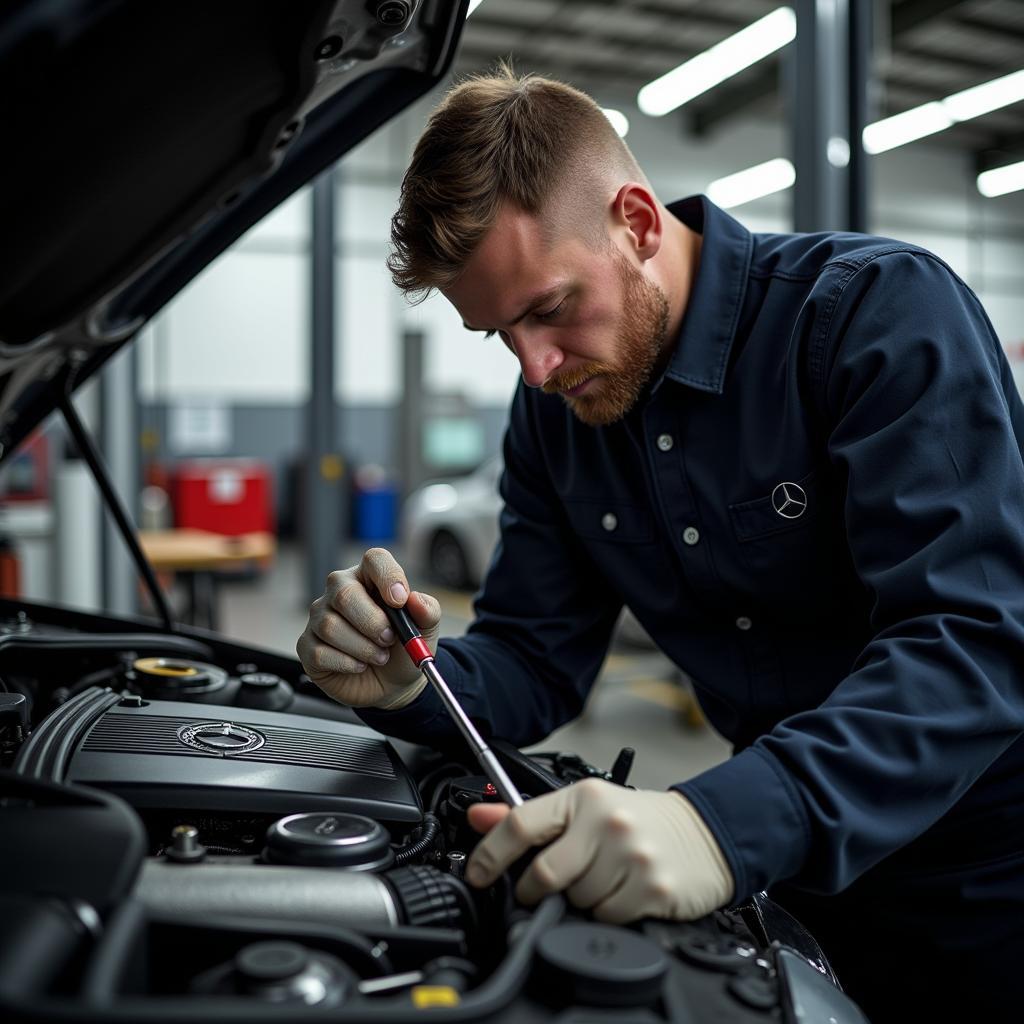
[0,0,465,455]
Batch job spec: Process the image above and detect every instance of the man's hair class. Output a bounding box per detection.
[388,64,646,302]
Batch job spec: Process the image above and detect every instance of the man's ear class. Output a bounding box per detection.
[611,183,662,261]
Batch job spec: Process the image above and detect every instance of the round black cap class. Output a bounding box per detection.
[263,812,394,870]
[235,942,309,983]
[229,942,354,1007]
[237,671,293,710]
[239,672,281,689]
[535,923,668,1008]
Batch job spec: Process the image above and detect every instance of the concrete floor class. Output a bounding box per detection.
[214,542,731,790]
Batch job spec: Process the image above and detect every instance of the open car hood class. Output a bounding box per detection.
[0,0,465,458]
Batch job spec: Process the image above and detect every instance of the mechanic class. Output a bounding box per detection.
[297,68,1024,1020]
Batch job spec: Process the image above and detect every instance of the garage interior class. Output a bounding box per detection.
[5,2,1024,1020]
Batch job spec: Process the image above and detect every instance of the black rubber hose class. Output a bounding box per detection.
[392,813,441,866]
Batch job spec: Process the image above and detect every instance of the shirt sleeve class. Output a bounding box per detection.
[357,383,623,750]
[678,250,1024,900]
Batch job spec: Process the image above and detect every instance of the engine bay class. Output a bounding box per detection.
[0,604,868,1022]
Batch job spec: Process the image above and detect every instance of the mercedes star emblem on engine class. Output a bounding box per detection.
[177,721,266,756]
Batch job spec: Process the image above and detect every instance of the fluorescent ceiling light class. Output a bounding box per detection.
[602,108,630,138]
[467,0,486,16]
[864,68,1024,155]
[862,102,953,154]
[978,159,1024,198]
[706,158,795,209]
[638,7,796,117]
[944,69,1024,121]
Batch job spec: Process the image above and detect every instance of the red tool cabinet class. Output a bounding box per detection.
[170,459,274,536]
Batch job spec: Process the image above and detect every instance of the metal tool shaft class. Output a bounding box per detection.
[420,659,523,807]
[371,586,524,808]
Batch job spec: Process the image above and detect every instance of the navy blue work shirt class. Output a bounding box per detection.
[361,196,1024,904]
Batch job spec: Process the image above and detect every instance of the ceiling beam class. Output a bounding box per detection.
[952,12,1024,47]
[976,130,1024,174]
[576,0,753,34]
[462,0,759,75]
[891,0,971,37]
[461,17,707,71]
[689,61,780,136]
[889,46,1008,79]
[465,0,752,47]
[456,40,657,84]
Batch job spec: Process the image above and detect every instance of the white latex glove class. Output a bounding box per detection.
[296,547,439,710]
[465,778,734,924]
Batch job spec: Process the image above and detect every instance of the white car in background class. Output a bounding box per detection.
[401,457,502,590]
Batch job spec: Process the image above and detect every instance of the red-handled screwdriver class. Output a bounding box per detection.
[372,588,524,808]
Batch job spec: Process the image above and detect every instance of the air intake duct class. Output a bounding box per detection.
[135,862,474,935]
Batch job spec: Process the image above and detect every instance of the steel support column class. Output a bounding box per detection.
[400,330,426,499]
[846,0,872,232]
[791,0,869,232]
[99,345,140,615]
[306,168,345,602]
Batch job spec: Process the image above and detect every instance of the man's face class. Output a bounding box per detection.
[443,205,670,426]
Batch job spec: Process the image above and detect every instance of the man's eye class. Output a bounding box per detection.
[536,299,566,321]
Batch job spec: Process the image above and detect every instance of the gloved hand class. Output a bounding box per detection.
[465,778,734,924]
[296,547,440,710]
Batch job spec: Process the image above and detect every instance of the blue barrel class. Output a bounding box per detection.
[353,484,398,542]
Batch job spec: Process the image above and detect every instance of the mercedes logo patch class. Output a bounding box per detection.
[177,721,265,756]
[771,481,808,520]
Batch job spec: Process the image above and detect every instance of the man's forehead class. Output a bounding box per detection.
[444,207,571,325]
[476,204,550,261]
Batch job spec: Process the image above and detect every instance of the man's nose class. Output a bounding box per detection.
[512,331,565,389]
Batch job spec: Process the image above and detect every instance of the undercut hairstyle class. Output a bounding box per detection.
[388,64,646,302]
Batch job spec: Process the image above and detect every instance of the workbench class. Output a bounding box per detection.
[138,529,275,630]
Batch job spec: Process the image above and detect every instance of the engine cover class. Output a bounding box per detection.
[55,693,421,824]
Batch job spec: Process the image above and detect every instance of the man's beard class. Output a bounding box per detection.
[542,250,671,427]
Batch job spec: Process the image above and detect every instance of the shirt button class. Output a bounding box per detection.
[683,526,700,546]
[656,433,674,452]
[601,512,618,532]
[736,616,753,631]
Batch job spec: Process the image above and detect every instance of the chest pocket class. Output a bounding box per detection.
[729,470,820,543]
[727,471,837,614]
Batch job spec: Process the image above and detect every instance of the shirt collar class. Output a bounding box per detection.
[660,195,753,396]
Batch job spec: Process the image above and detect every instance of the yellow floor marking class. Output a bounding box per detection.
[602,654,632,671]
[625,678,697,711]
[624,679,707,728]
